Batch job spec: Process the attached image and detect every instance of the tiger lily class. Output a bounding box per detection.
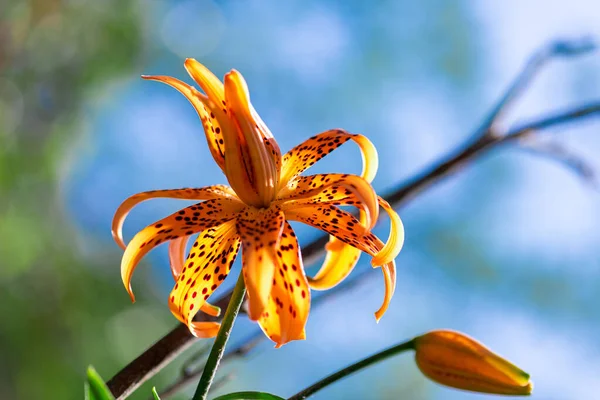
[112,59,404,347]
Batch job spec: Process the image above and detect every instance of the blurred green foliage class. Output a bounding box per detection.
[86,366,115,400]
[0,1,174,399]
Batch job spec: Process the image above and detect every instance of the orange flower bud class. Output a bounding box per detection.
[414,330,533,396]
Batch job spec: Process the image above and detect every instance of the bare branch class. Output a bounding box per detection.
[481,37,596,135]
[180,344,211,378]
[106,38,600,399]
[517,137,597,187]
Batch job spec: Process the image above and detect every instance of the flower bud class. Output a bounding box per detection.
[414,330,533,396]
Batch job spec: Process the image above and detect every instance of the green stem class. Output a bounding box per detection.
[192,273,246,400]
[287,339,416,400]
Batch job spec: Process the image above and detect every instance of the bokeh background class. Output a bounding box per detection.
[2,0,600,399]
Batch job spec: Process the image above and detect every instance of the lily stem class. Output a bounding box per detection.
[192,272,246,400]
[287,339,416,400]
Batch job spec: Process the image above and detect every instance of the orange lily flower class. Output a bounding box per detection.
[112,60,404,347]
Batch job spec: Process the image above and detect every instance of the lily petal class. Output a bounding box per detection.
[279,129,378,189]
[183,58,226,108]
[237,207,285,320]
[258,222,310,347]
[307,211,367,291]
[168,236,190,280]
[278,173,378,292]
[284,205,378,255]
[371,197,404,267]
[112,185,238,250]
[277,173,379,230]
[121,198,245,301]
[187,321,222,339]
[223,70,280,206]
[141,75,226,170]
[169,220,241,334]
[168,236,221,318]
[374,260,396,321]
[221,68,282,177]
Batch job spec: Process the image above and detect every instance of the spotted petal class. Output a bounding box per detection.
[237,207,285,320]
[121,198,245,301]
[277,173,377,291]
[279,129,378,188]
[308,196,403,292]
[112,185,237,250]
[277,173,379,230]
[307,211,366,291]
[284,205,377,256]
[257,222,310,347]
[141,75,227,171]
[168,236,221,318]
[169,220,241,335]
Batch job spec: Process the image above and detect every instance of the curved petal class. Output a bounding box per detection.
[308,197,403,291]
[223,70,280,206]
[279,129,378,188]
[284,205,378,256]
[257,222,310,347]
[371,197,404,267]
[277,173,379,230]
[168,236,190,280]
[375,260,396,322]
[168,220,241,334]
[188,321,222,338]
[141,75,226,170]
[237,207,285,320]
[183,59,225,108]
[168,235,221,318]
[307,210,366,291]
[121,198,245,301]
[113,185,238,250]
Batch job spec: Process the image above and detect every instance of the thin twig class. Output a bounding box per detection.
[180,344,211,377]
[106,38,600,399]
[517,138,597,187]
[481,37,596,135]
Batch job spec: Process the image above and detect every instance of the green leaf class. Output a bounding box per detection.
[85,366,115,400]
[151,387,161,400]
[212,392,285,400]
